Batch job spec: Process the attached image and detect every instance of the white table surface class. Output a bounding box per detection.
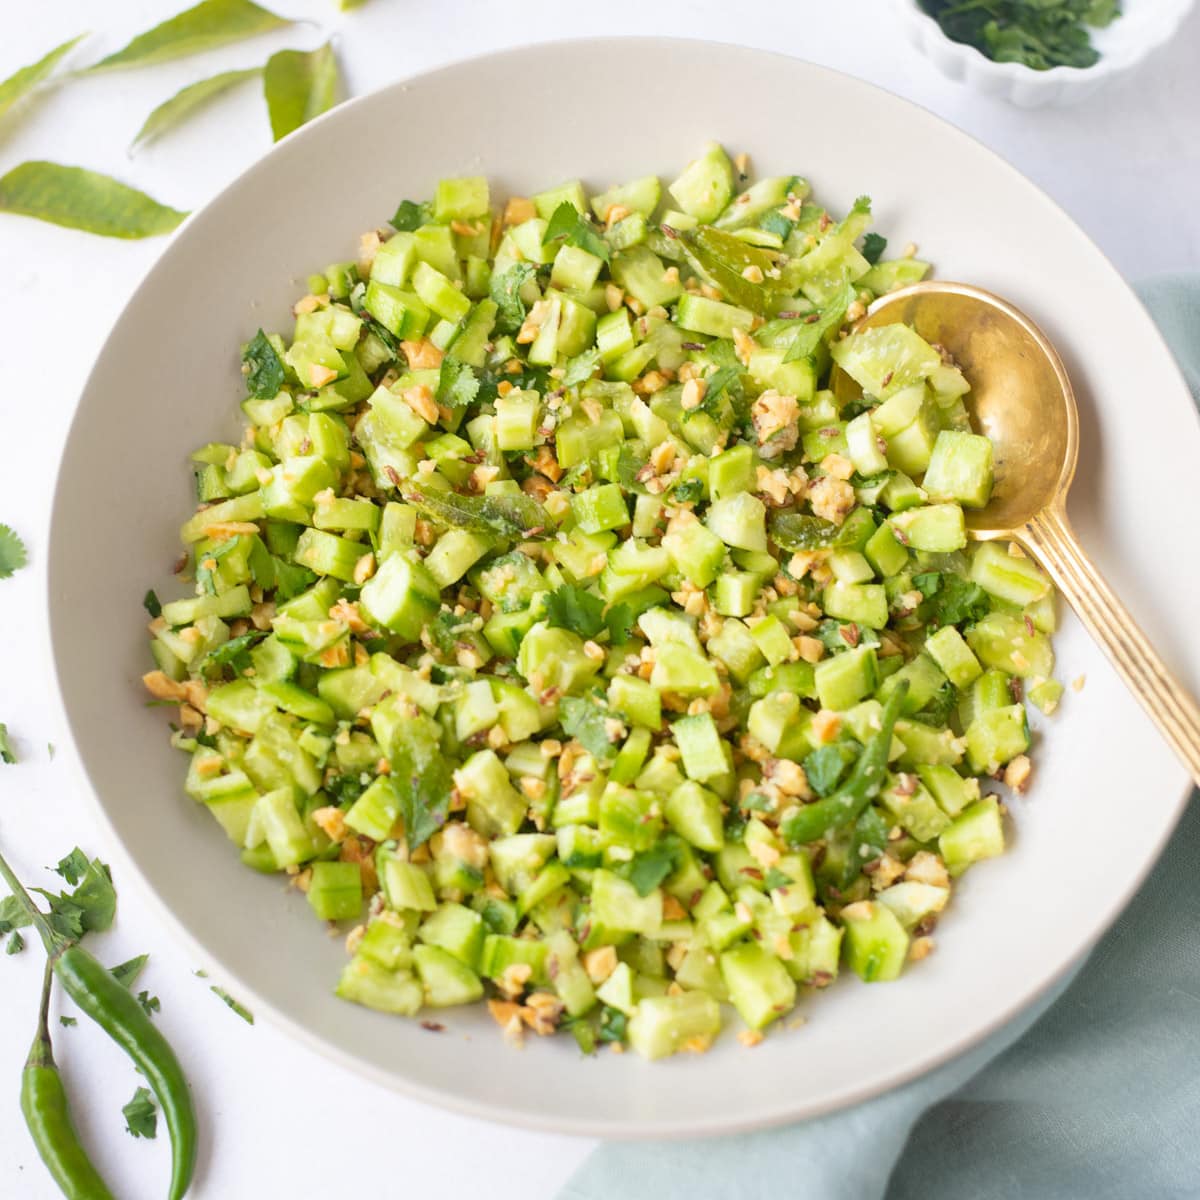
[1,2,1197,1196]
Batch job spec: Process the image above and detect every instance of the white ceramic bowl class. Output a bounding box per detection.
[894,0,1196,106]
[49,39,1200,1138]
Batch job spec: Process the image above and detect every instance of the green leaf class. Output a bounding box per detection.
[263,42,340,142]
[390,199,429,232]
[200,631,263,675]
[436,358,479,411]
[122,1087,158,1139]
[0,725,15,766]
[597,1005,627,1043]
[0,34,87,125]
[89,0,291,72]
[623,842,680,896]
[0,894,30,934]
[393,733,452,853]
[131,67,260,150]
[682,225,780,315]
[53,849,91,887]
[272,556,316,601]
[544,585,606,640]
[142,589,162,619]
[0,524,28,578]
[688,364,745,422]
[5,930,24,955]
[32,857,116,941]
[913,571,991,628]
[242,328,284,397]
[110,954,150,990]
[137,989,161,1017]
[781,282,856,363]
[543,202,610,263]
[403,487,549,540]
[604,602,637,646]
[803,742,859,797]
[489,262,535,335]
[210,984,254,1023]
[0,162,187,238]
[559,695,619,765]
[861,232,887,266]
[763,867,792,891]
[758,210,794,241]
[562,347,601,388]
[59,1015,77,1027]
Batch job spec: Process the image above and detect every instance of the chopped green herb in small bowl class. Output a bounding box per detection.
[896,0,1195,106]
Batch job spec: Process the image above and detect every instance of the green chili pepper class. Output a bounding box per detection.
[0,850,197,1200]
[781,679,909,846]
[21,961,117,1200]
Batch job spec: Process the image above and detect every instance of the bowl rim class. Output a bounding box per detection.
[893,0,1198,84]
[46,34,1195,1139]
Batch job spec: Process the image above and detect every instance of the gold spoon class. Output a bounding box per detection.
[831,280,1200,783]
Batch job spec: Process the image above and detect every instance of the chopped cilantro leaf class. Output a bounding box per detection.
[53,849,91,887]
[0,724,15,765]
[598,1005,628,1043]
[437,357,480,410]
[861,232,888,265]
[32,856,116,942]
[272,557,316,601]
[782,282,857,364]
[123,1086,158,1139]
[0,894,30,935]
[490,262,536,334]
[623,842,680,896]
[604,602,637,645]
[241,330,284,400]
[759,210,795,241]
[688,364,745,422]
[543,201,611,263]
[201,631,263,676]
[914,572,991,627]
[763,867,793,891]
[803,742,860,797]
[142,589,162,619]
[560,694,619,765]
[59,1015,77,1027]
[563,346,601,387]
[544,585,606,640]
[672,478,704,504]
[136,990,161,1017]
[6,930,24,955]
[390,199,429,231]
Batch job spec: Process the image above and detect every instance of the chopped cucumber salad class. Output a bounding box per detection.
[145,142,1062,1060]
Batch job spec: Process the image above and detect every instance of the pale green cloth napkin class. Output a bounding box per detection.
[561,276,1200,1200]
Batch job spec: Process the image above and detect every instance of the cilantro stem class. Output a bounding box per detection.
[0,848,64,957]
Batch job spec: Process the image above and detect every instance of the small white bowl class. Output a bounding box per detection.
[894,0,1196,106]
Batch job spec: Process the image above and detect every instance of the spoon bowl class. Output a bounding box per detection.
[832,282,1078,537]
[831,280,1200,783]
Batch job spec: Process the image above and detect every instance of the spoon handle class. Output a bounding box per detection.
[1023,505,1200,786]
